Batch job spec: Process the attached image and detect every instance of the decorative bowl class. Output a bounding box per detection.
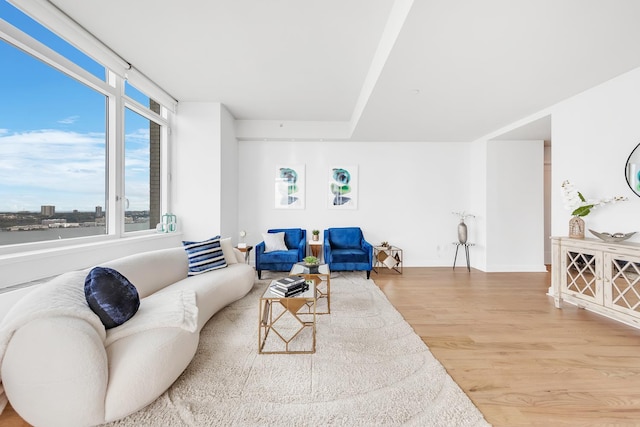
[588,229,636,242]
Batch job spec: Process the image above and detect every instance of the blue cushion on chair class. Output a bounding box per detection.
[329,228,362,249]
[282,229,302,249]
[261,249,299,263]
[84,267,140,329]
[332,248,369,263]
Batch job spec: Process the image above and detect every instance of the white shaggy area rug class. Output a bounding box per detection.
[105,273,490,426]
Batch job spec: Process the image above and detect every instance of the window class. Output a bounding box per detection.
[0,38,108,245]
[124,106,161,232]
[0,2,172,248]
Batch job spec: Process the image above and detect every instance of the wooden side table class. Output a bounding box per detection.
[235,245,253,264]
[308,239,322,260]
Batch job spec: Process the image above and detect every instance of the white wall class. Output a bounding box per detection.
[544,145,552,264]
[469,140,487,269]
[173,102,229,241]
[220,105,240,243]
[486,140,546,272]
[237,140,472,266]
[551,67,640,237]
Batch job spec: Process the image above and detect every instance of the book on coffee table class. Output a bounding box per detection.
[273,276,305,289]
[269,282,309,297]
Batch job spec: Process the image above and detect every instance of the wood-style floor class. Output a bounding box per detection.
[3,267,640,426]
[374,267,640,426]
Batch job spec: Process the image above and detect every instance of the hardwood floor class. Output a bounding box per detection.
[3,267,640,426]
[1,404,29,427]
[374,267,640,426]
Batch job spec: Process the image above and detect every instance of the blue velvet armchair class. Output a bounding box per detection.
[323,227,373,279]
[255,228,306,279]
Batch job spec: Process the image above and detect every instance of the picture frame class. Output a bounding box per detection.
[275,164,305,209]
[327,165,358,209]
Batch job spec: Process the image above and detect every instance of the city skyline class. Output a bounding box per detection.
[0,205,151,214]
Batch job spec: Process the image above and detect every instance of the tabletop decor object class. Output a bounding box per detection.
[588,229,636,243]
[562,180,627,239]
[303,256,319,266]
[452,211,474,244]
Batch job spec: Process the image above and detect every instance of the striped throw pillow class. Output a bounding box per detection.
[182,236,227,276]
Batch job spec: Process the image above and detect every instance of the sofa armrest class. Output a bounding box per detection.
[255,241,266,266]
[255,241,265,252]
[232,248,245,264]
[3,317,108,426]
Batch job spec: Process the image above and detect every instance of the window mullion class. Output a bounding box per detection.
[124,97,168,127]
[107,71,124,236]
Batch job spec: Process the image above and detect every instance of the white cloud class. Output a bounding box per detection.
[0,129,150,211]
[57,115,80,125]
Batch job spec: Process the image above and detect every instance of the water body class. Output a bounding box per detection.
[0,223,150,246]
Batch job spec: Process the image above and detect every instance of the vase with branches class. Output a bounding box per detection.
[452,211,475,244]
[561,180,627,238]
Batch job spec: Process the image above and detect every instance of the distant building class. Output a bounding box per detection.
[41,205,55,216]
[95,206,103,218]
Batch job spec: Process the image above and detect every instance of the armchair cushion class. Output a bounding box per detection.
[262,232,288,253]
[331,248,369,264]
[281,228,303,250]
[329,228,364,249]
[260,250,299,263]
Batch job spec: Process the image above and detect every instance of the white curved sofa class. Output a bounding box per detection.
[0,245,255,427]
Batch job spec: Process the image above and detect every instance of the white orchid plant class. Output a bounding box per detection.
[452,211,475,221]
[561,180,627,217]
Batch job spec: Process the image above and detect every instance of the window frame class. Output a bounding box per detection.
[0,16,172,256]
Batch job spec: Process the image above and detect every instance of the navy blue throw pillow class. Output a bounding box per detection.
[84,267,140,329]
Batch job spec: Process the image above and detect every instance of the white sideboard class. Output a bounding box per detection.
[551,236,640,329]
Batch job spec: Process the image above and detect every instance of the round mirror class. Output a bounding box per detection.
[625,143,640,196]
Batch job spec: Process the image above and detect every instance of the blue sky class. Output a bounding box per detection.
[0,1,151,212]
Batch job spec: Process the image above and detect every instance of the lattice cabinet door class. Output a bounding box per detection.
[561,247,603,305]
[603,253,640,317]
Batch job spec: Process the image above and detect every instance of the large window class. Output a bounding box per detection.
[124,106,161,232]
[0,1,172,248]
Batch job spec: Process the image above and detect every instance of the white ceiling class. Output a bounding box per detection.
[48,0,640,142]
